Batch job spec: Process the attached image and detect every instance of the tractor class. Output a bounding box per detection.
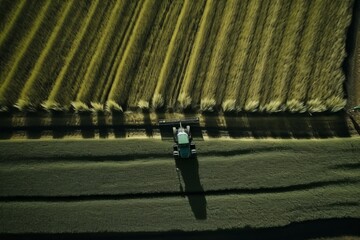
[172,122,196,158]
[158,118,198,159]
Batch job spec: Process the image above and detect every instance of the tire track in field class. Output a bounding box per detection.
[0,0,52,106]
[1,179,358,202]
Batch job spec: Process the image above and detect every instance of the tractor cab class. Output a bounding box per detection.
[158,118,198,159]
[176,131,192,158]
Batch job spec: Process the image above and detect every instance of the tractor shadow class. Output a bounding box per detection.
[174,156,207,220]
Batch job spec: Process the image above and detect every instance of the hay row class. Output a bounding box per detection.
[0,0,354,113]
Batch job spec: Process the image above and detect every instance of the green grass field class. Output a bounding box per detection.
[0,0,354,112]
[1,138,359,233]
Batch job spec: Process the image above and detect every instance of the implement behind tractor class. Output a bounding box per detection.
[158,118,199,159]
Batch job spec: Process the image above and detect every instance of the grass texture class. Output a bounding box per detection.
[0,138,359,233]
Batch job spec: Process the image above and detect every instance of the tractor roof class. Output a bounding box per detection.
[178,132,189,144]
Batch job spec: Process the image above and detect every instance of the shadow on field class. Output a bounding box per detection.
[203,112,221,138]
[175,156,207,220]
[25,112,42,139]
[95,112,109,138]
[79,112,95,138]
[2,218,359,240]
[0,112,13,139]
[112,112,126,138]
[143,110,153,137]
[223,112,351,138]
[51,111,67,139]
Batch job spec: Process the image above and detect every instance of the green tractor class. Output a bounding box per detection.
[172,122,196,159]
[158,118,198,159]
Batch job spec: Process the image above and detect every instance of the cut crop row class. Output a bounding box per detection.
[0,0,354,113]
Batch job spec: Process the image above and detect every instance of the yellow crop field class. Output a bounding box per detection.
[0,0,354,113]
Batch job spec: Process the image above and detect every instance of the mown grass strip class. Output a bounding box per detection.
[108,0,161,107]
[45,2,111,110]
[128,1,187,110]
[42,1,101,111]
[166,1,206,109]
[244,0,282,112]
[0,0,26,49]
[92,2,138,106]
[152,0,192,109]
[263,0,307,112]
[314,0,353,112]
[228,1,262,111]
[239,0,270,111]
[15,1,74,111]
[178,0,217,110]
[100,2,142,105]
[200,0,241,112]
[220,0,250,112]
[150,1,204,109]
[0,184,359,233]
[0,0,52,106]
[258,0,292,112]
[286,0,327,112]
[75,1,126,105]
[153,1,206,110]
[126,0,175,109]
[190,1,225,109]
[67,2,115,110]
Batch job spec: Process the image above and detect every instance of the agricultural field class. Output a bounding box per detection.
[1,0,360,239]
[0,138,359,238]
[0,0,355,113]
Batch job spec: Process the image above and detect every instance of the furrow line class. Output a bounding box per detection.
[0,0,52,107]
[1,179,358,202]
